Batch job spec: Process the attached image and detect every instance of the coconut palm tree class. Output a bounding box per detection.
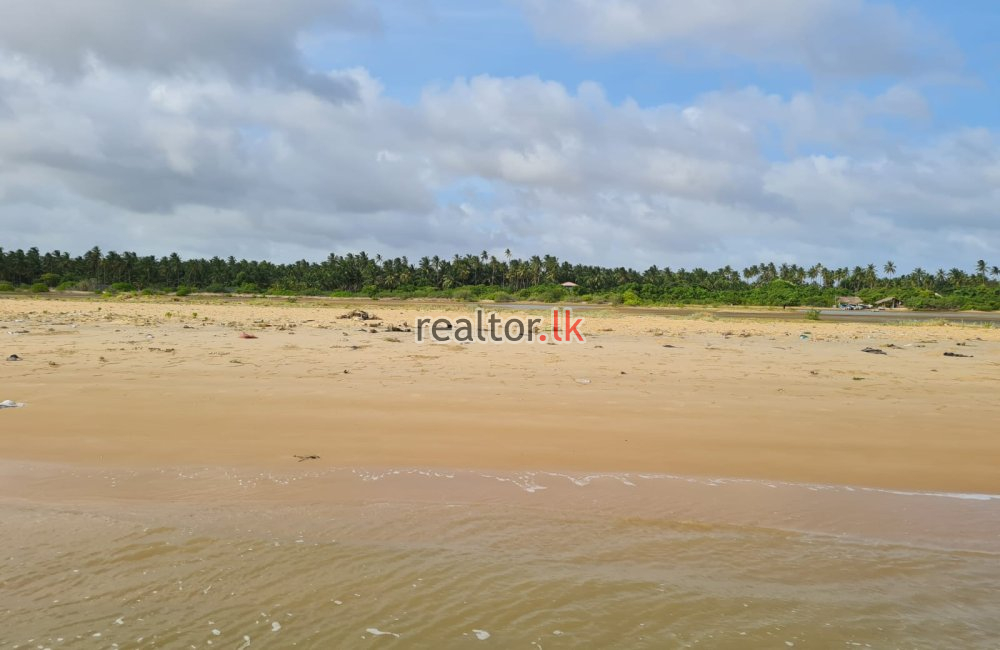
[975,259,988,283]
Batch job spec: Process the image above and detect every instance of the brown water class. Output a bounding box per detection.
[2,463,999,649]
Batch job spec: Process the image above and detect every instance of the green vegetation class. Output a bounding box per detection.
[0,246,998,310]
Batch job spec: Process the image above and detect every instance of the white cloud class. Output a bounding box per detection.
[0,0,379,100]
[519,0,961,77]
[0,55,996,270]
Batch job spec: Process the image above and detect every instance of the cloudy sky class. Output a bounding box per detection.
[0,0,997,270]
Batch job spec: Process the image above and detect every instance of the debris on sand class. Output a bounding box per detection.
[339,310,379,321]
[239,332,258,339]
[861,347,887,355]
[6,354,21,361]
[293,454,321,462]
[944,352,973,358]
[0,400,25,409]
[384,324,411,333]
[575,378,592,385]
[662,344,680,348]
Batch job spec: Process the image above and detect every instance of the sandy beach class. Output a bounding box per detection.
[2,295,998,494]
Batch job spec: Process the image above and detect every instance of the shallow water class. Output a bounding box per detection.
[2,464,999,649]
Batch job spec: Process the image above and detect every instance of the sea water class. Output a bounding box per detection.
[1,462,998,648]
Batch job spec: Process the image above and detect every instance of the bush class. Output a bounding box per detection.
[0,281,14,292]
[622,289,642,306]
[805,309,821,320]
[175,285,193,297]
[73,278,101,292]
[451,288,476,302]
[110,282,135,293]
[40,273,62,287]
[56,281,77,291]
[536,288,565,303]
[29,282,50,293]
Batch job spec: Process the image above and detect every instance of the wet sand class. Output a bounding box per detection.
[2,295,999,493]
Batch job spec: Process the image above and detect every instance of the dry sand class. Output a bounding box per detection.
[1,295,998,493]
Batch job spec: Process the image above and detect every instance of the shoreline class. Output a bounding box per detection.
[3,459,999,559]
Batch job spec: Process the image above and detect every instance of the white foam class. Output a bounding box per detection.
[366,628,400,638]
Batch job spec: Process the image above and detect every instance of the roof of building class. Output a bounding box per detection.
[836,296,864,305]
[874,296,899,305]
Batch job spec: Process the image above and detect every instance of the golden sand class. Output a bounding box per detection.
[2,295,998,493]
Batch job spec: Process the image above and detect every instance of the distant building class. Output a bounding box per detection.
[836,296,866,309]
[874,296,903,309]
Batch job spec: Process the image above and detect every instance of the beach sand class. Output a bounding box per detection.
[2,295,998,494]
[4,295,1000,647]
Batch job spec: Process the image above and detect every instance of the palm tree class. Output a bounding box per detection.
[883,261,896,281]
[975,259,988,283]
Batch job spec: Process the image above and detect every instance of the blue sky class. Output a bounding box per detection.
[0,0,997,271]
[310,0,998,123]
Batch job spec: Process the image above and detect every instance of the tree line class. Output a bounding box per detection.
[1,246,998,310]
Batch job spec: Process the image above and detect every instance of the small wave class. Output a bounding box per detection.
[366,628,400,638]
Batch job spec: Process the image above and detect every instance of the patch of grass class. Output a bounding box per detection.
[805,309,821,321]
[29,282,50,293]
[451,288,477,302]
[0,281,14,292]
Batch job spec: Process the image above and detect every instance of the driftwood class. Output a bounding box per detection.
[861,347,887,355]
[943,352,973,358]
[293,454,321,462]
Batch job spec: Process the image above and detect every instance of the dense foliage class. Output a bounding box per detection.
[1,246,998,310]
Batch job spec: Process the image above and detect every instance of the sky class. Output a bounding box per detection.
[0,0,997,271]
